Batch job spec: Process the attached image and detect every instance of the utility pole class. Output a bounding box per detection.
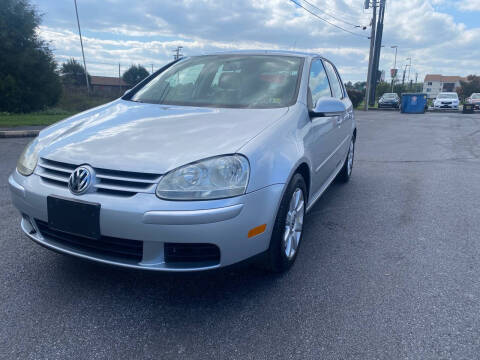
[74,0,90,95]
[391,45,398,92]
[402,64,408,85]
[173,46,183,60]
[118,63,122,95]
[151,64,154,74]
[406,57,412,83]
[364,0,377,111]
[369,0,386,107]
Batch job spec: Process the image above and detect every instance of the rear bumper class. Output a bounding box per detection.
[9,171,284,271]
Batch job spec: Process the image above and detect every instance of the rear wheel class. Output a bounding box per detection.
[337,136,355,183]
[265,174,306,273]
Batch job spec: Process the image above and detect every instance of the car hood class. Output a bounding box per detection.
[38,100,289,174]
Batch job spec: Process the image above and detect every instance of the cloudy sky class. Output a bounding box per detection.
[31,0,480,82]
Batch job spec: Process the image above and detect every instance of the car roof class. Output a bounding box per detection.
[197,49,322,59]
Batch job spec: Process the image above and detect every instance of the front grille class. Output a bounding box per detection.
[36,158,161,196]
[164,243,220,264]
[35,219,143,262]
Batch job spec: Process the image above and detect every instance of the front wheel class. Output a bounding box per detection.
[265,174,307,273]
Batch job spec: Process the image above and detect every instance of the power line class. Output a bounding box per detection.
[304,0,371,22]
[299,0,368,29]
[289,0,369,39]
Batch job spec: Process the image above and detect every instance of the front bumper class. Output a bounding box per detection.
[433,103,459,109]
[9,170,284,271]
[378,102,398,108]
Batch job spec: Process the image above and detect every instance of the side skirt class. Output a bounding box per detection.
[306,154,345,213]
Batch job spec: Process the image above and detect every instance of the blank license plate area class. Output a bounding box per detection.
[47,196,101,240]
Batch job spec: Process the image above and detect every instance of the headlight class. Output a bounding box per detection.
[17,138,41,176]
[156,155,250,200]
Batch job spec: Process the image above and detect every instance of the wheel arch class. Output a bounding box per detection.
[294,162,311,201]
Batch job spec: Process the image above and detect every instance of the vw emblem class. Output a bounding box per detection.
[68,166,93,195]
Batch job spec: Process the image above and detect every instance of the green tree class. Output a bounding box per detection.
[60,58,90,87]
[0,0,61,112]
[458,75,480,101]
[346,89,364,108]
[122,65,149,87]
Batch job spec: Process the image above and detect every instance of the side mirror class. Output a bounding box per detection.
[309,97,347,118]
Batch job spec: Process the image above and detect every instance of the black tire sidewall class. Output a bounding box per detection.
[267,173,307,272]
[337,136,355,183]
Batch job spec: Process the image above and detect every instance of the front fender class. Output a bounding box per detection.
[240,103,313,195]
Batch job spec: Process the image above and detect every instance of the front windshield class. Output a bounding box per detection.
[131,55,303,108]
[383,93,396,98]
[471,94,480,99]
[437,93,458,99]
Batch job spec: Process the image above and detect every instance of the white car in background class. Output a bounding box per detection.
[433,92,459,110]
[465,93,480,110]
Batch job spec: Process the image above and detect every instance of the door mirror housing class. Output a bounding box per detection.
[309,97,347,118]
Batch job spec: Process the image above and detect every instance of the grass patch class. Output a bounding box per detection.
[0,112,75,127]
[0,89,117,127]
[356,100,379,110]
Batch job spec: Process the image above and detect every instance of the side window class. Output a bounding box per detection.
[308,59,331,108]
[323,61,344,99]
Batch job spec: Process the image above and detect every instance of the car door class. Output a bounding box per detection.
[323,60,353,168]
[305,58,340,196]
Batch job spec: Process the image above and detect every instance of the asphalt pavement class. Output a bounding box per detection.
[1,111,480,359]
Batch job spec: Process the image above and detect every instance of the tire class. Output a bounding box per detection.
[337,135,355,183]
[265,173,307,273]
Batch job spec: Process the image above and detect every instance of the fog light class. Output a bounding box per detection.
[21,214,36,234]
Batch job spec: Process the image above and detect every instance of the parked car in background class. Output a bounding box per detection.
[378,93,400,108]
[9,51,356,273]
[433,92,459,110]
[465,93,480,110]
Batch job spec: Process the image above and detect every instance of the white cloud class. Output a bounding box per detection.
[33,0,480,82]
[457,0,480,11]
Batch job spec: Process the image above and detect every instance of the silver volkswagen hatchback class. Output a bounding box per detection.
[9,51,356,272]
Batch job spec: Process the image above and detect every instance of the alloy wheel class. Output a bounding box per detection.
[283,188,305,259]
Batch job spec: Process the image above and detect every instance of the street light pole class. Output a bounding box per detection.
[391,45,398,92]
[365,1,377,111]
[74,0,90,95]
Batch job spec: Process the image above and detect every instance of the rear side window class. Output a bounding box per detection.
[308,59,331,108]
[323,61,344,99]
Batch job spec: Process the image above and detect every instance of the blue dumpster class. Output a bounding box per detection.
[401,93,427,114]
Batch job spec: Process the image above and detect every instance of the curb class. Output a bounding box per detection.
[0,130,40,138]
